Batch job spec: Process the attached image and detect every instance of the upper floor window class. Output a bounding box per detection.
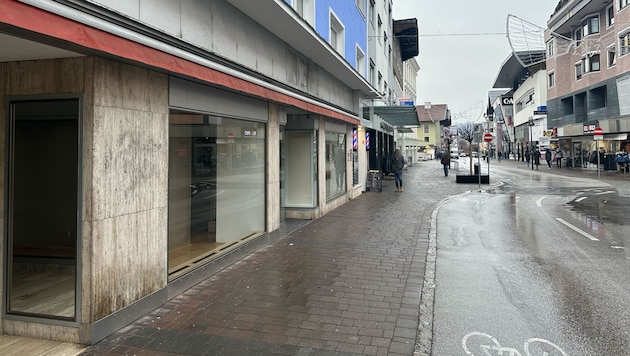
[620,30,630,56]
[607,5,615,27]
[369,59,375,85]
[368,0,375,27]
[589,53,601,72]
[356,0,366,17]
[575,60,584,80]
[525,91,535,106]
[548,71,555,88]
[292,0,304,16]
[582,15,599,36]
[547,40,555,58]
[424,124,429,134]
[620,0,630,10]
[574,27,583,46]
[608,46,617,67]
[356,46,365,77]
[329,11,345,54]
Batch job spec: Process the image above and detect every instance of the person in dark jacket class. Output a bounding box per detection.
[440,151,450,176]
[545,149,552,169]
[533,148,541,170]
[392,149,405,192]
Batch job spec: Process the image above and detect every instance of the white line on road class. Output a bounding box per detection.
[575,196,588,203]
[555,218,599,241]
[536,196,545,207]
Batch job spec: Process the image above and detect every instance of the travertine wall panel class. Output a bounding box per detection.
[5,58,85,95]
[88,58,168,320]
[266,103,281,232]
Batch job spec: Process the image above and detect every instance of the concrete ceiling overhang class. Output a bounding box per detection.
[368,106,419,127]
[226,0,380,99]
[493,52,530,89]
[548,0,611,36]
[0,31,84,62]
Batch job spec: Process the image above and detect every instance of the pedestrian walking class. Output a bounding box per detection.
[555,149,563,168]
[440,151,450,176]
[525,149,530,166]
[533,148,541,170]
[545,149,552,169]
[392,149,405,192]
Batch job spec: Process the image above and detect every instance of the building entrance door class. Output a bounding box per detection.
[6,98,79,320]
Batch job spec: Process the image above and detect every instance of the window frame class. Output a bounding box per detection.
[329,10,345,54]
[607,4,615,27]
[588,52,601,72]
[620,29,630,56]
[607,45,617,67]
[575,60,584,80]
[355,0,366,17]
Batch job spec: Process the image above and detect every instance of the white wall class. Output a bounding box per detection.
[90,0,357,112]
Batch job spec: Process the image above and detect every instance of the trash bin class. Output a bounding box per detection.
[474,163,480,175]
[603,154,616,170]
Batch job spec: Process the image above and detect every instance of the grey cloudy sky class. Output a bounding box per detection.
[393,0,558,121]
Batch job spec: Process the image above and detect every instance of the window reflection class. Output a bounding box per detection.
[168,112,265,279]
[326,132,346,200]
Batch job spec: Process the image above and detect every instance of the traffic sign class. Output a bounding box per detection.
[594,127,603,140]
[483,133,493,142]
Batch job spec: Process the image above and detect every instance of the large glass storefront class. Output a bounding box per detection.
[5,98,80,320]
[325,132,346,200]
[167,111,265,280]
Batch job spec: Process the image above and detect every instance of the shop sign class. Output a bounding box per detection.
[583,123,597,134]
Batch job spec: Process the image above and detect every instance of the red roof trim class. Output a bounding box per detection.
[0,0,359,125]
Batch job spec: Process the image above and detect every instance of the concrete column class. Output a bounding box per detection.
[266,103,281,232]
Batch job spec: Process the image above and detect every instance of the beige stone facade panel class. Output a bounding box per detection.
[6,58,85,95]
[89,206,167,320]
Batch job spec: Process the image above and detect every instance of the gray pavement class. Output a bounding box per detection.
[3,157,629,355]
[81,160,475,356]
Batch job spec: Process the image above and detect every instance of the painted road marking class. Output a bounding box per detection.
[555,218,599,241]
[462,332,568,356]
[575,196,588,203]
[535,196,545,207]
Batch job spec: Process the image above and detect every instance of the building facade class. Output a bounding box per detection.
[546,0,630,167]
[0,0,418,345]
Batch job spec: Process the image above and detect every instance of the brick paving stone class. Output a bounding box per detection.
[75,162,482,355]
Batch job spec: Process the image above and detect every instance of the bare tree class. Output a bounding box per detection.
[457,121,476,174]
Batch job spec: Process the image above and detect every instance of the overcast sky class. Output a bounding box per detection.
[393,0,558,121]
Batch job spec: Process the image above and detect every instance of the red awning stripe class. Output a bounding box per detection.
[0,0,359,125]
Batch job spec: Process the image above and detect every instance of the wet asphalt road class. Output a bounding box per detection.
[431,163,630,355]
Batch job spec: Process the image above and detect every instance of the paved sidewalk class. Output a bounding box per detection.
[3,157,628,356]
[78,161,473,356]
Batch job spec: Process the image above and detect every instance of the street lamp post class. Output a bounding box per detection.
[528,118,535,171]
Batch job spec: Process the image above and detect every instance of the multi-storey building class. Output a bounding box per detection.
[493,52,548,160]
[546,0,630,167]
[0,0,417,345]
